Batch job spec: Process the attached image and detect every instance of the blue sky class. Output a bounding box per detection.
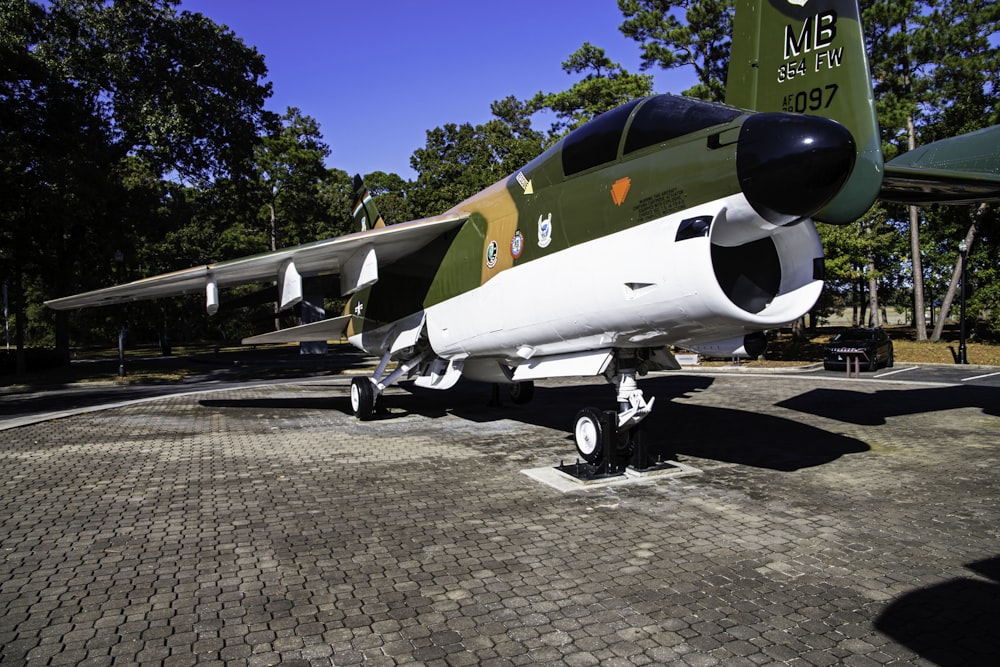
[179,0,695,179]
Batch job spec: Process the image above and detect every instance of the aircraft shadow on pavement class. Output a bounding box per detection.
[776,385,1000,426]
[200,397,345,412]
[874,555,1000,666]
[195,375,869,471]
[399,376,869,472]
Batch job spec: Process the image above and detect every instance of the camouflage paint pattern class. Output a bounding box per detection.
[346,103,750,338]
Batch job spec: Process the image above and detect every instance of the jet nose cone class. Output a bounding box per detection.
[737,113,856,225]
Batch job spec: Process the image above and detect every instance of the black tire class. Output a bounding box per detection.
[574,407,605,464]
[350,377,376,420]
[507,380,534,405]
[617,422,642,458]
[868,354,878,372]
[823,362,835,371]
[887,347,894,368]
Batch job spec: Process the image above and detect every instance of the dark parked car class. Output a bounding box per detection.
[823,327,894,371]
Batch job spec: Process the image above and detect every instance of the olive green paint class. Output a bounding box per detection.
[727,0,883,223]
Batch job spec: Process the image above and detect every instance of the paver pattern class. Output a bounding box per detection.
[1,373,998,666]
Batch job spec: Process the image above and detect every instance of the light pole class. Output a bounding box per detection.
[958,239,968,365]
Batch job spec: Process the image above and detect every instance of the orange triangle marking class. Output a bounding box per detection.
[611,177,631,207]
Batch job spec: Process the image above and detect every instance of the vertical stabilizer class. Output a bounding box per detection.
[351,174,386,232]
[726,0,883,223]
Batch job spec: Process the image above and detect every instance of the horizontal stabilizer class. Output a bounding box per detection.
[881,124,1000,205]
[242,315,352,345]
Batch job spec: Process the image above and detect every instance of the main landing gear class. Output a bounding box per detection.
[350,349,430,420]
[572,351,655,471]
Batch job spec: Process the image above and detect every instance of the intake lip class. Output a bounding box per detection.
[737,113,857,225]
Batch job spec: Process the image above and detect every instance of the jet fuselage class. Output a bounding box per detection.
[348,94,856,367]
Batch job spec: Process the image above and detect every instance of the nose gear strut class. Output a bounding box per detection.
[350,348,431,420]
[614,369,655,432]
[572,350,655,466]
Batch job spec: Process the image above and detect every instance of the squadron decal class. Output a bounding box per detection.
[537,213,553,248]
[485,240,499,269]
[510,231,524,259]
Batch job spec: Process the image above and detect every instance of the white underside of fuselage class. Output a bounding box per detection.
[423,193,824,366]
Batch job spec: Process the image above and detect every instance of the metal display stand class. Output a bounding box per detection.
[557,410,675,481]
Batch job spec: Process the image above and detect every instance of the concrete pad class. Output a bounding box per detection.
[522,460,703,492]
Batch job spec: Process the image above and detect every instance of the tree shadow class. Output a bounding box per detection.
[875,555,1000,666]
[776,385,1000,425]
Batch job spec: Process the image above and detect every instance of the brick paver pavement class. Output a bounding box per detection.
[1,373,998,665]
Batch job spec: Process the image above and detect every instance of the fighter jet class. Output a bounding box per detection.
[47,0,1000,463]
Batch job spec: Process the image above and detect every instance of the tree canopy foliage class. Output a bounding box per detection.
[3,0,999,372]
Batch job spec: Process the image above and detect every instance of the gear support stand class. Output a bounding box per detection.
[561,351,676,481]
[559,409,669,481]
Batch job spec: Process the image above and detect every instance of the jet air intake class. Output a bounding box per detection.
[737,113,857,226]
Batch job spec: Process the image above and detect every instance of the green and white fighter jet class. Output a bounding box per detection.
[47,0,1000,462]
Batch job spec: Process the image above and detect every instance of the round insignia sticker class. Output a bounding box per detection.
[485,240,499,269]
[510,231,524,259]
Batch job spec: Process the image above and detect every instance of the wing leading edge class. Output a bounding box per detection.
[45,212,470,311]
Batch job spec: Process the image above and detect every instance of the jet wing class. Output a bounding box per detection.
[45,212,470,311]
[880,124,1000,205]
[242,315,352,345]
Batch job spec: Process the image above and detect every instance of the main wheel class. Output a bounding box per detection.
[507,380,534,405]
[887,347,894,368]
[574,407,605,464]
[350,377,376,420]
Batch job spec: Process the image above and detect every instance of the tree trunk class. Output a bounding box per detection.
[857,276,867,326]
[791,316,806,342]
[13,271,26,375]
[852,276,861,325]
[909,204,927,338]
[930,207,982,341]
[865,224,880,327]
[867,266,880,327]
[907,115,927,339]
[55,311,70,365]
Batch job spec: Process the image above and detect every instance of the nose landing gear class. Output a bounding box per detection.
[571,351,658,475]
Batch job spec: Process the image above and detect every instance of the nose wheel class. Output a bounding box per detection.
[573,408,646,465]
[571,353,656,470]
[573,407,606,463]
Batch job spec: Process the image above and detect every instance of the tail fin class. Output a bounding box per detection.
[726,0,883,224]
[351,174,386,232]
